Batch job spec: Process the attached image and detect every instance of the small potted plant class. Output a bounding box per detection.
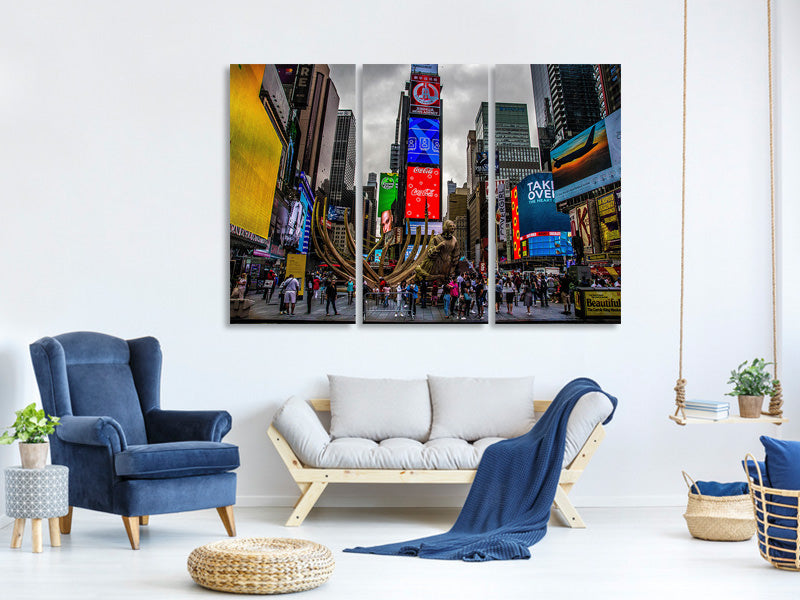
[0,403,61,468]
[726,358,777,418]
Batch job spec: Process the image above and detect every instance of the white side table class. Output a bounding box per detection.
[5,465,69,553]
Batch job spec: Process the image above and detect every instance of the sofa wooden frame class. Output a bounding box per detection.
[268,398,606,528]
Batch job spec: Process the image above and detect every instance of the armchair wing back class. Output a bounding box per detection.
[29,332,238,549]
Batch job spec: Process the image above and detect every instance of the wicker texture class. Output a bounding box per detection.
[682,472,755,542]
[187,537,334,594]
[744,454,800,571]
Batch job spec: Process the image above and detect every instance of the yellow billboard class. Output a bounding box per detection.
[577,289,621,317]
[230,64,282,240]
[285,253,307,294]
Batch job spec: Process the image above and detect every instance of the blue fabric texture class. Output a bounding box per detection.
[689,481,749,496]
[345,378,617,561]
[761,436,800,489]
[115,441,240,479]
[145,409,232,443]
[29,332,238,517]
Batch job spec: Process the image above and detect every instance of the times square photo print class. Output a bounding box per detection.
[229,64,357,323]
[495,64,621,324]
[362,64,489,324]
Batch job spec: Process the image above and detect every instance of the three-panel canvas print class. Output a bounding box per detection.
[230,64,621,325]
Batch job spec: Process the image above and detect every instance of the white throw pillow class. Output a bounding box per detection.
[328,375,431,442]
[428,375,536,441]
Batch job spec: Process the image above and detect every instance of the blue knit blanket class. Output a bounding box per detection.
[344,378,617,561]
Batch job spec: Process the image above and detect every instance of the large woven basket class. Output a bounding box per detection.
[682,471,756,542]
[744,454,800,571]
[188,537,334,594]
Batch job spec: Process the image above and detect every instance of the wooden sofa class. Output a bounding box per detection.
[268,398,606,528]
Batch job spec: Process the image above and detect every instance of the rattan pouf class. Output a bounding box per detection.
[187,537,334,594]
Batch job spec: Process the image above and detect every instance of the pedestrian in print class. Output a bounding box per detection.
[503,277,515,315]
[312,274,321,301]
[537,274,548,307]
[523,279,534,315]
[306,275,314,314]
[277,278,288,315]
[282,273,300,316]
[230,271,248,301]
[420,279,428,309]
[443,279,452,318]
[347,278,354,305]
[395,282,406,318]
[325,277,339,316]
[408,280,418,319]
[559,272,572,315]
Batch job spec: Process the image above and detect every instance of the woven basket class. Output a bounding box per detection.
[744,454,800,571]
[187,537,334,594]
[682,471,756,542]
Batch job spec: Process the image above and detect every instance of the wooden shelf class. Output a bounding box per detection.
[669,414,787,426]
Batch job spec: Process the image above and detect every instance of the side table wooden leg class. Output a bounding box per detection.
[32,519,43,553]
[10,519,25,549]
[48,518,61,547]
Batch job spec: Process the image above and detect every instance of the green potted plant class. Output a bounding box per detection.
[726,358,777,418]
[0,403,61,468]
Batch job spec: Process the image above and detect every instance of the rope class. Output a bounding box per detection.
[766,0,783,418]
[673,0,688,422]
[674,0,783,423]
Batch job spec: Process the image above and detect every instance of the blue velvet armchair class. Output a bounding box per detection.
[29,332,240,549]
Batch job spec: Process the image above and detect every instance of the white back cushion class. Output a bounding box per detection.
[328,375,431,442]
[428,375,535,441]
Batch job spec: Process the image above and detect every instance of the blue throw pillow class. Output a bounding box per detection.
[690,480,748,496]
[762,436,800,489]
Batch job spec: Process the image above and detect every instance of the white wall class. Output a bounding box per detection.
[0,0,797,514]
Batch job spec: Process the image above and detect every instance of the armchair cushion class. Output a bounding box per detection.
[145,409,232,443]
[114,441,240,480]
[56,415,127,453]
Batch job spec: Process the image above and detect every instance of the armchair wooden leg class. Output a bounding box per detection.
[553,485,586,528]
[216,506,236,537]
[286,482,327,527]
[59,506,73,534]
[122,516,140,550]
[139,515,149,526]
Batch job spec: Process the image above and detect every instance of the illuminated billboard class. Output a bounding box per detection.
[407,220,443,236]
[551,109,620,202]
[596,190,621,251]
[410,73,441,117]
[407,117,440,165]
[378,173,398,233]
[518,232,574,258]
[406,167,441,220]
[230,64,282,240]
[510,173,571,259]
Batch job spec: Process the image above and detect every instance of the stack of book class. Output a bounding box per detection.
[684,400,730,420]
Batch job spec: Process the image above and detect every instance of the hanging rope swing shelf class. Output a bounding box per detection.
[669,0,786,427]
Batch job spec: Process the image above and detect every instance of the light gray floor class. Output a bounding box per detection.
[1,506,794,598]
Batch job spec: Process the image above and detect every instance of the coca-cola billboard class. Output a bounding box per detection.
[405,166,440,220]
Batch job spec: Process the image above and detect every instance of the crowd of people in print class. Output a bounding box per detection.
[496,270,620,316]
[230,267,354,318]
[365,273,488,320]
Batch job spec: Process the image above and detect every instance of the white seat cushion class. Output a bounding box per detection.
[318,437,505,470]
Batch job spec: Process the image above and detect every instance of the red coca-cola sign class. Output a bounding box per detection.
[405,166,440,220]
